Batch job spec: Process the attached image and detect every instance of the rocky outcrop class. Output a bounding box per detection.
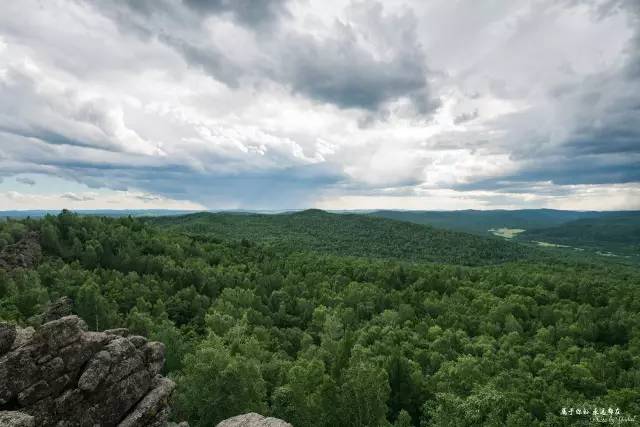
[0,314,176,426]
[216,413,292,427]
[27,296,75,327]
[0,232,41,271]
[0,410,34,427]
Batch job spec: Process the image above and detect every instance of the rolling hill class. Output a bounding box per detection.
[148,209,539,266]
[518,214,640,257]
[366,209,628,235]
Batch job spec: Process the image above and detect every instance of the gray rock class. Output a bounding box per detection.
[0,322,16,355]
[0,312,178,426]
[128,335,148,348]
[44,297,73,322]
[34,315,87,351]
[18,379,50,406]
[11,326,35,350]
[216,413,293,427]
[143,341,165,376]
[77,350,111,392]
[0,345,40,404]
[117,376,176,427]
[27,297,75,327]
[0,411,35,427]
[104,328,129,337]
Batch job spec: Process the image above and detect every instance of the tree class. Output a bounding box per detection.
[75,280,118,331]
[395,410,413,427]
[10,270,48,319]
[338,362,390,427]
[174,335,267,426]
[272,358,337,427]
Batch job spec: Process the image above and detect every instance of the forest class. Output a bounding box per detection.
[1,210,639,426]
[148,210,542,266]
[518,215,640,258]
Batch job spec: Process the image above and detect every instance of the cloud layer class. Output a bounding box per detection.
[0,0,638,210]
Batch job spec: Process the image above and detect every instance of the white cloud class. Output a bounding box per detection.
[0,0,637,210]
[1,189,204,210]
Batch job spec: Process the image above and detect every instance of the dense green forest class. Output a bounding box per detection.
[148,210,539,266]
[518,215,640,258]
[366,209,616,235]
[1,211,639,426]
[365,209,640,263]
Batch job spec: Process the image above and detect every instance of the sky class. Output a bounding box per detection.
[0,0,639,211]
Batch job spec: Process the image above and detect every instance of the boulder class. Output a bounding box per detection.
[43,296,73,322]
[0,411,35,427]
[0,322,16,355]
[216,413,293,427]
[0,313,176,426]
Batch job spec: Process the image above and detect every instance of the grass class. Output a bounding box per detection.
[489,228,526,239]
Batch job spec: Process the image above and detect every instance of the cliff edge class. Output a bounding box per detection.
[0,313,175,426]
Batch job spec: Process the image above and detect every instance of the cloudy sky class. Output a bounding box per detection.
[1,0,639,211]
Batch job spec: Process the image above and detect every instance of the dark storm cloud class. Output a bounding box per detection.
[455,154,640,192]
[158,33,242,87]
[278,23,433,112]
[2,0,639,210]
[182,0,289,27]
[86,0,436,114]
[464,20,640,193]
[16,177,35,185]
[96,0,289,32]
[54,162,347,209]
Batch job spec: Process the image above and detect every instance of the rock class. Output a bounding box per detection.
[11,326,34,350]
[0,322,16,355]
[27,297,75,327]
[77,350,111,392]
[129,335,148,348]
[0,232,41,271]
[118,376,176,427]
[143,341,165,376]
[0,312,177,426]
[216,413,293,427]
[104,328,129,337]
[34,315,87,351]
[43,297,73,322]
[0,411,35,427]
[18,379,50,406]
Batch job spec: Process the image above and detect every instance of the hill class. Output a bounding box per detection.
[1,211,639,426]
[518,215,640,257]
[148,209,538,266]
[367,209,625,235]
[0,209,197,219]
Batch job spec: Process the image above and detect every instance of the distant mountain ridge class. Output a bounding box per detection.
[0,209,199,218]
[367,209,640,261]
[148,209,539,266]
[518,214,640,256]
[367,209,640,235]
[4,208,636,262]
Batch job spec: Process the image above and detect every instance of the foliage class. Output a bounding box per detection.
[518,215,640,258]
[1,211,639,426]
[367,209,606,234]
[148,210,539,266]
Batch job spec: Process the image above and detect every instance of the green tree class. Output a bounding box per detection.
[75,280,118,330]
[272,358,337,427]
[338,362,390,427]
[175,335,267,426]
